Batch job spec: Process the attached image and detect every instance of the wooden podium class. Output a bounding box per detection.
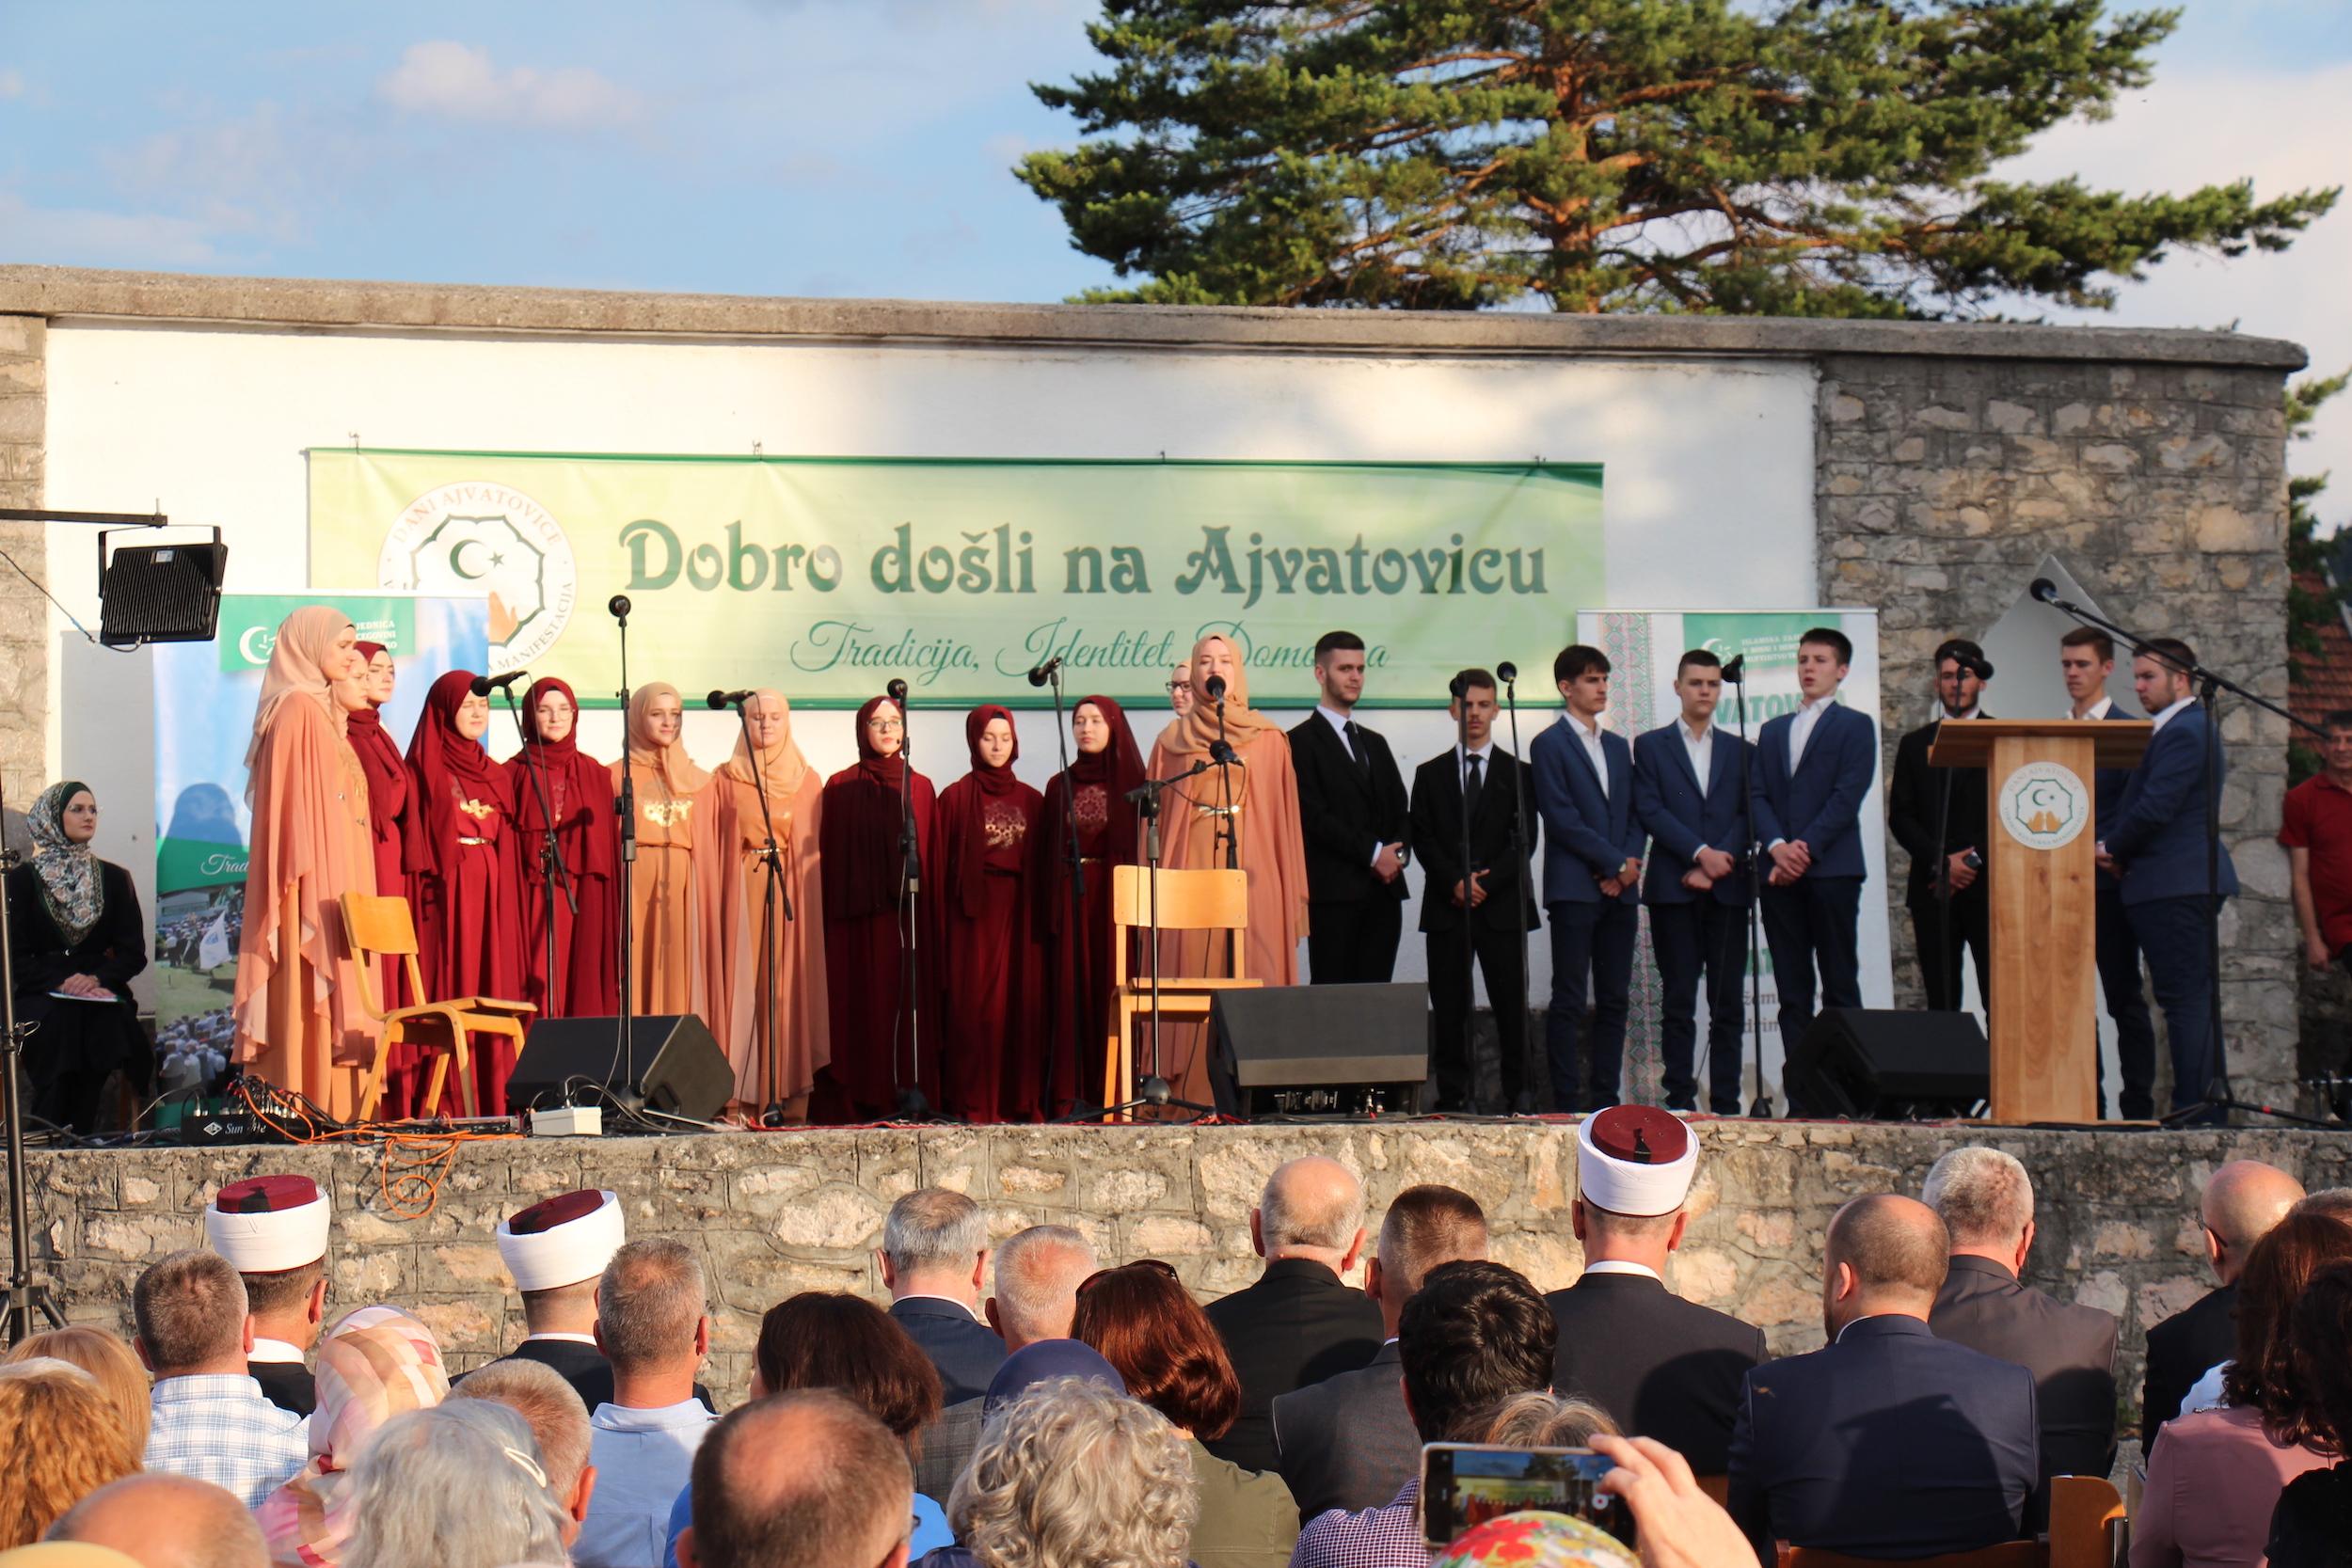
[1928,718,2152,1123]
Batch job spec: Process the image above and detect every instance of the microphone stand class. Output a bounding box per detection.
[1501,669,1533,1116]
[0,791,63,1340]
[727,697,793,1122]
[1044,668,1082,1118]
[889,687,930,1121]
[1093,763,1216,1122]
[500,686,578,1032]
[2035,587,2328,1126]
[1932,723,1960,1017]
[1730,664,1772,1118]
[1212,689,1239,871]
[1451,680,1478,1109]
[610,599,638,1101]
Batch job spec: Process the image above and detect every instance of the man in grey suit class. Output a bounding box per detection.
[1923,1147,2118,1513]
[911,1224,1097,1502]
[1271,1184,1488,1521]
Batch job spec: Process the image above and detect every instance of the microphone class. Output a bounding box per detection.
[1026,657,1063,688]
[469,670,528,697]
[1960,655,1995,681]
[1719,654,1746,684]
[1448,673,1469,700]
[1496,660,1518,685]
[1203,674,1227,703]
[2029,578,2058,604]
[608,594,631,621]
[707,689,755,710]
[1209,739,1246,767]
[885,678,909,704]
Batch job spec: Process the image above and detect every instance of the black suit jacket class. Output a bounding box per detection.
[1728,1315,2039,1565]
[1930,1256,2119,1492]
[1889,716,1993,909]
[1289,713,1411,904]
[1407,749,1539,935]
[1271,1339,1418,1521]
[1545,1272,1765,1476]
[475,1337,713,1415]
[2140,1283,2236,1452]
[249,1358,315,1418]
[891,1298,1007,1409]
[1202,1258,1385,1476]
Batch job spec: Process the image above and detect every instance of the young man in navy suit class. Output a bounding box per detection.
[2060,627,2159,1118]
[2097,637,2239,1123]
[1751,626,1877,1058]
[1532,644,1645,1111]
[1632,649,1756,1115]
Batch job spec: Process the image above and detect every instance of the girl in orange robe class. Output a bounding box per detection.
[610,682,720,1022]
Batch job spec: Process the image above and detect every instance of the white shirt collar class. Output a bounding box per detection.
[248,1338,305,1364]
[1581,1259,1662,1282]
[1799,693,1838,716]
[2151,695,2196,733]
[1457,739,1494,764]
[591,1398,715,1431]
[524,1331,598,1347]
[1941,705,1979,721]
[1678,717,1712,744]
[1315,704,1354,736]
[2075,695,2114,721]
[1565,709,1606,739]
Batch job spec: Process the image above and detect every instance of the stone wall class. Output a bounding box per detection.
[0,313,43,808]
[1817,356,2297,1103]
[25,1123,2348,1443]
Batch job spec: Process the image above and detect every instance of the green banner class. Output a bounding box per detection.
[306,451,1603,708]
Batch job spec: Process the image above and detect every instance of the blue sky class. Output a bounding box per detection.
[3,0,2349,497]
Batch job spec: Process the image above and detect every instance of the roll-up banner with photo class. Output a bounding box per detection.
[150,593,489,1069]
[1575,609,1894,1108]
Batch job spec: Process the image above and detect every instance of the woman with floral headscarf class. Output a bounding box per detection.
[4,782,147,1132]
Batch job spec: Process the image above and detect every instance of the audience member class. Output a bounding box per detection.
[47,1474,269,1568]
[253,1309,449,1568]
[578,1240,718,1568]
[1474,1391,1618,1449]
[1074,1260,1298,1568]
[2135,1212,2352,1568]
[1922,1147,2119,1506]
[2144,1160,2305,1452]
[2266,1261,2352,1568]
[1547,1110,1764,1476]
[447,1357,598,1550]
[914,1225,1097,1502]
[485,1188,642,1412]
[1205,1157,1383,1476]
[4,1329,151,1455]
[881,1191,1006,1406]
[340,1401,572,1568]
[0,1365,140,1547]
[203,1176,331,1418]
[946,1376,1196,1568]
[1275,1184,1487,1520]
[1290,1259,1557,1568]
[2295,1189,2352,1221]
[1726,1195,2037,1566]
[132,1250,309,1511]
[677,1390,915,1568]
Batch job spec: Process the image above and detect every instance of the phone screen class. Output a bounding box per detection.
[1419,1443,1630,1550]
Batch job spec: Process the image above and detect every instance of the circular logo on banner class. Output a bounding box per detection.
[1998,761,2091,851]
[378,483,577,672]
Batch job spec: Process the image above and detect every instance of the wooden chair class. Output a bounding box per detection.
[2048,1477,2126,1568]
[1783,1544,2044,1568]
[1101,864,1259,1112]
[340,893,535,1120]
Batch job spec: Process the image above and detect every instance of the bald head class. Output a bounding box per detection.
[2202,1162,2305,1284]
[680,1389,912,1568]
[1257,1157,1367,1268]
[50,1473,267,1568]
[1823,1195,1949,1336]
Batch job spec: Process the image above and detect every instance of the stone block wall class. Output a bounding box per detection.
[1817,356,2296,1102]
[0,313,43,808]
[24,1123,2348,1443]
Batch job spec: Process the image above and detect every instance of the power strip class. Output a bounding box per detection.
[528,1104,604,1137]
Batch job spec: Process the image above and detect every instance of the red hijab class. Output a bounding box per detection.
[405,670,509,855]
[1073,695,1145,860]
[946,706,1023,919]
[343,641,412,861]
[822,694,925,922]
[510,675,616,879]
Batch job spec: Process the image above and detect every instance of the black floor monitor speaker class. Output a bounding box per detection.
[99,542,227,646]
[1785,1007,1990,1120]
[1210,982,1429,1117]
[507,1015,733,1122]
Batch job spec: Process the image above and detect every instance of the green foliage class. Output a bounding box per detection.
[2287,370,2348,783]
[1020,0,2338,314]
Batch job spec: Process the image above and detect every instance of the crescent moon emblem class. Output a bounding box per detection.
[449,539,486,580]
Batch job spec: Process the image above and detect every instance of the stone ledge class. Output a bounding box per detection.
[0,265,2309,371]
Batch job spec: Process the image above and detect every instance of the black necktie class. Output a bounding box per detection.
[1464,752,1484,820]
[1343,720,1371,779]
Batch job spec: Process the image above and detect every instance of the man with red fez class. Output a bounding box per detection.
[204,1174,332,1418]
[1544,1108,1764,1474]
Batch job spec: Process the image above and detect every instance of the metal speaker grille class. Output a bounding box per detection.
[99,544,227,646]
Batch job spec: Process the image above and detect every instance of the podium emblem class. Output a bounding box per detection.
[1997,761,2090,851]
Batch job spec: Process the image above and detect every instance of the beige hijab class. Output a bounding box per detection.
[1162,634,1277,756]
[721,689,812,800]
[626,682,711,794]
[246,606,357,778]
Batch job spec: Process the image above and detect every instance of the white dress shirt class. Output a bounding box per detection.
[247,1337,305,1364]
[2074,695,2115,721]
[1679,718,1714,800]
[1565,710,1610,797]
[2150,694,2196,734]
[1581,1259,1663,1283]
[1788,693,1838,771]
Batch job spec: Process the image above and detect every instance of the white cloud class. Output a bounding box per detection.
[376,40,645,132]
[0,191,219,267]
[0,69,24,100]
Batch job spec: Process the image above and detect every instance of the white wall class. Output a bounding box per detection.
[40,319,1819,1006]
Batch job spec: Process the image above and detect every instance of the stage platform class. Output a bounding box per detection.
[21,1118,2350,1421]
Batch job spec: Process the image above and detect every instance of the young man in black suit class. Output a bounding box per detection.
[1290,630,1411,985]
[1546,1106,1764,1476]
[1408,667,1539,1113]
[1888,638,1994,1011]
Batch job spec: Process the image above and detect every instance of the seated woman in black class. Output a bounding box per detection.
[6,781,149,1132]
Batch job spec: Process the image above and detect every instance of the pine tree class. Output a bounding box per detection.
[1019,0,2338,313]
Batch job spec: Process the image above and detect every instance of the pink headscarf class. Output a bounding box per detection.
[246,606,358,778]
[254,1309,449,1566]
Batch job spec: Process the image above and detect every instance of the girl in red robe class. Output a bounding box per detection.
[934,706,1046,1123]
[503,676,621,1021]
[343,641,421,1110]
[818,694,935,1120]
[1034,694,1147,1118]
[405,670,525,1116]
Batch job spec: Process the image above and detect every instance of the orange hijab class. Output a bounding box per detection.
[626,682,711,794]
[246,606,356,782]
[720,689,812,801]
